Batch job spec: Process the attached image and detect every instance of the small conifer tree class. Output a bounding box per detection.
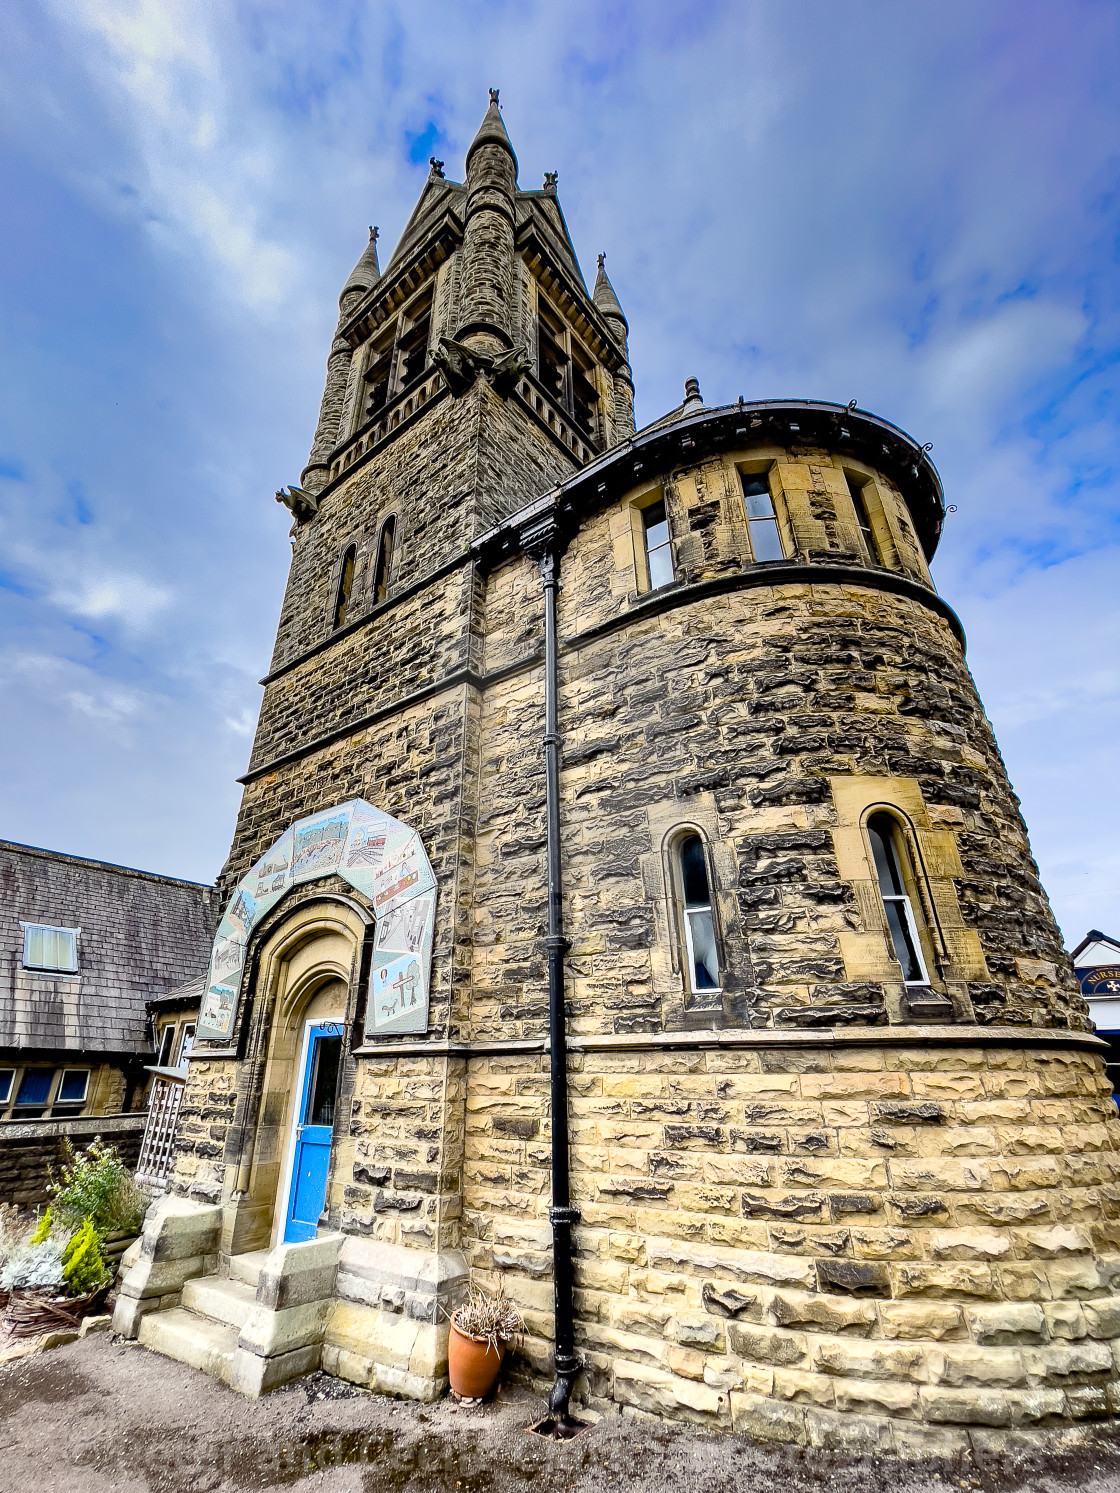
[29,1207,53,1245]
[61,1217,105,1296]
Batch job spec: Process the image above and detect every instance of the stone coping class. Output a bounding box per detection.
[0,1111,147,1141]
[348,1024,1108,1060]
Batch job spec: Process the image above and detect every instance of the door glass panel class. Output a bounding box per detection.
[304,1035,342,1128]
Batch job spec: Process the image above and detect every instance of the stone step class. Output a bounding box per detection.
[229,1250,270,1290]
[137,1308,238,1384]
[182,1274,258,1330]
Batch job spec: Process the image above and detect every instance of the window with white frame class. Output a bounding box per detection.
[740,472,786,561]
[641,499,675,590]
[21,923,79,973]
[54,1070,90,1110]
[677,834,720,992]
[156,1024,177,1067]
[176,1024,196,1065]
[0,1071,13,1107]
[866,812,930,984]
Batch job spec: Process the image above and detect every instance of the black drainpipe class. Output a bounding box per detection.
[533,528,580,1430]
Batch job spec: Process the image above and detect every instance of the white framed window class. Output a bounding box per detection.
[156,1024,177,1067]
[55,1070,89,1107]
[677,833,721,992]
[176,1024,196,1065]
[20,923,79,973]
[866,812,930,984]
[740,472,786,561]
[0,1070,13,1107]
[641,499,675,590]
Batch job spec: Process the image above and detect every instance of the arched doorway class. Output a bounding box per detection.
[228,901,365,1255]
[275,979,347,1243]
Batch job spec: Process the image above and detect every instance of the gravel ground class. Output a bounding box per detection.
[4,1335,1120,1493]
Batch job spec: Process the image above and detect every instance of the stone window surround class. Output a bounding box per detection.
[830,774,990,1019]
[372,514,397,603]
[661,823,725,999]
[622,479,674,595]
[331,544,357,632]
[735,458,795,563]
[863,805,937,988]
[527,272,612,449]
[341,279,436,445]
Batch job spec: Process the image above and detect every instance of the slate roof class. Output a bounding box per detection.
[0,840,215,1056]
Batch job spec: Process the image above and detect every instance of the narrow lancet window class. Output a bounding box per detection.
[333,546,356,629]
[679,834,720,991]
[867,812,929,984]
[642,500,674,590]
[373,518,395,603]
[847,474,880,563]
[741,473,785,561]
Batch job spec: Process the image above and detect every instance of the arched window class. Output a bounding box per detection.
[372,517,395,604]
[333,546,356,630]
[677,833,720,991]
[866,812,930,984]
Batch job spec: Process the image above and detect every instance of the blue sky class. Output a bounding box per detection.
[0,1,1117,947]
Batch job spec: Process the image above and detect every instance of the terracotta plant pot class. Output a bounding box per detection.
[447,1320,506,1398]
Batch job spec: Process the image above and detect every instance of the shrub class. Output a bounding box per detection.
[61,1218,107,1296]
[49,1137,146,1238]
[29,1207,53,1245]
[0,1239,65,1293]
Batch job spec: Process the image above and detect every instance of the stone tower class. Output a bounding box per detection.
[117,97,1120,1450]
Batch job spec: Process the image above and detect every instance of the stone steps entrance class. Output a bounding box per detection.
[114,1200,345,1397]
[138,1256,265,1386]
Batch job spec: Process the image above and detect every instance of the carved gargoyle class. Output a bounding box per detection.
[431,336,479,397]
[431,336,531,399]
[274,485,319,522]
[490,344,532,396]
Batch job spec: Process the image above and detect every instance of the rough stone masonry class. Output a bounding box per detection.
[114,93,1120,1452]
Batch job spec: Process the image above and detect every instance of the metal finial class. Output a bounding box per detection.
[597,252,606,270]
[543,171,558,190]
[489,87,500,106]
[429,157,445,178]
[369,226,379,242]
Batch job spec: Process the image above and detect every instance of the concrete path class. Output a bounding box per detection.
[3,1334,1120,1493]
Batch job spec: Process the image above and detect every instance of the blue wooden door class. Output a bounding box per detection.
[284,1023,343,1243]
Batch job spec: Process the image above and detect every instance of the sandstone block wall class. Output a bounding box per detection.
[463,1041,1120,1442]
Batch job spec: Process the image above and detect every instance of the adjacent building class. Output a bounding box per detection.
[0,839,214,1204]
[112,96,1120,1449]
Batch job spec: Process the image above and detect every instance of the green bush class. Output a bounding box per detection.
[49,1137,146,1238]
[61,1217,106,1296]
[29,1206,53,1245]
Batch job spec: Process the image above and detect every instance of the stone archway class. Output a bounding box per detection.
[224,900,364,1257]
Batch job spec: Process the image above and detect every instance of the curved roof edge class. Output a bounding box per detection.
[482,398,945,565]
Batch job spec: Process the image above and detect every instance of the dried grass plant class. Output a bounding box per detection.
[450,1275,524,1351]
